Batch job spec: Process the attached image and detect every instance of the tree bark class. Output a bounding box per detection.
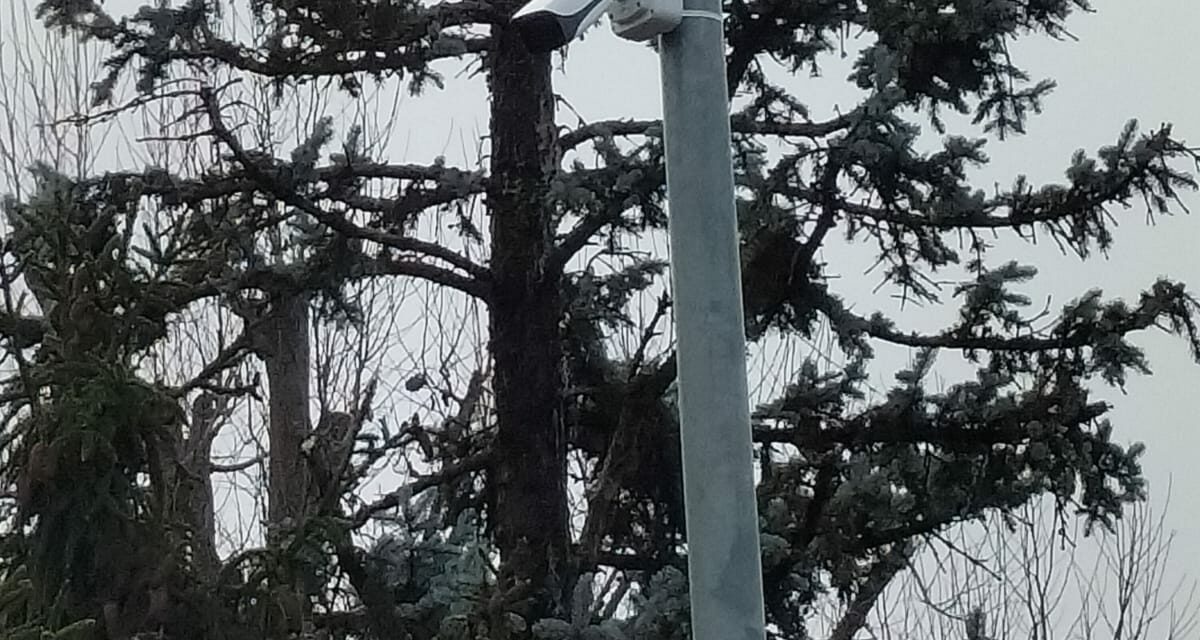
[255,292,313,529]
[179,392,223,583]
[245,291,314,637]
[484,11,571,620]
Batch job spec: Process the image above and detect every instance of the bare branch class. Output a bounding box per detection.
[350,450,491,528]
[211,456,265,473]
[173,331,255,397]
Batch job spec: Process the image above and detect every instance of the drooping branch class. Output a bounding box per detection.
[721,0,864,97]
[781,121,1198,272]
[752,390,1101,453]
[813,278,1200,361]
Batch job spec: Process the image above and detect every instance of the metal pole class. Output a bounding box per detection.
[657,3,766,639]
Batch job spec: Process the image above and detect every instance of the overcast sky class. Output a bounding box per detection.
[2,0,1199,631]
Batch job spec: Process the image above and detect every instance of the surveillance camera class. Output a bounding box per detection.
[511,0,614,54]
[511,0,682,53]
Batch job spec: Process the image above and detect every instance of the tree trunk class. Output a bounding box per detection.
[257,291,313,529]
[179,391,223,583]
[250,291,313,636]
[485,12,571,620]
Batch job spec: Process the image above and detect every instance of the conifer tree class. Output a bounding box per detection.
[0,0,1198,638]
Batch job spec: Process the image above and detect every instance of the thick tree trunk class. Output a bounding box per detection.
[485,11,571,620]
[250,291,313,636]
[257,292,313,529]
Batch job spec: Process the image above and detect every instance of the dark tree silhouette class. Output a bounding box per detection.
[0,0,1197,638]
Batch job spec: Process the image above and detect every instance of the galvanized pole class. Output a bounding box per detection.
[658,2,767,638]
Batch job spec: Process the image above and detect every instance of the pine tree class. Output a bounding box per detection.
[0,0,1198,639]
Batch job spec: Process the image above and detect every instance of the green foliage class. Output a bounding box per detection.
[526,567,690,640]
[6,0,1200,639]
[0,171,202,638]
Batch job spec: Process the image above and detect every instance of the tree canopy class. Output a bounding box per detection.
[0,0,1197,638]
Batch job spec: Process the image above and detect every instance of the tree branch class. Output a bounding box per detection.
[142,10,492,80]
[0,313,47,349]
[548,210,625,274]
[199,87,490,289]
[92,161,484,207]
[828,545,911,640]
[350,450,491,528]
[357,255,490,299]
[544,158,667,275]
[813,281,1197,356]
[590,551,666,573]
[184,38,490,77]
[753,384,1104,453]
[173,331,255,397]
[557,113,858,151]
[211,456,265,473]
[781,123,1196,246]
[753,419,1031,452]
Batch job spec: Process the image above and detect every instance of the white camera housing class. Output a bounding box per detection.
[511,0,682,53]
[609,0,682,41]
